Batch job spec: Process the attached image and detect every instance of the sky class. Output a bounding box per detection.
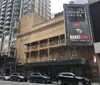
[51,0,71,13]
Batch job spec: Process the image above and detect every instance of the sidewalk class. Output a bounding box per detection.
[93,83,100,85]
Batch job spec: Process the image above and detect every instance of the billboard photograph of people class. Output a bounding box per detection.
[69,22,89,40]
[63,4,93,45]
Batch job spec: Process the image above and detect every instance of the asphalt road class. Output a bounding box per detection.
[0,80,56,85]
[0,80,99,85]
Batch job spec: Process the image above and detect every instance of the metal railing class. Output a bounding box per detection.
[26,39,65,51]
[40,43,47,48]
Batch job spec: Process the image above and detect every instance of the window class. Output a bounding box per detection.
[62,74,73,76]
[12,73,18,75]
[68,7,85,22]
[32,73,40,76]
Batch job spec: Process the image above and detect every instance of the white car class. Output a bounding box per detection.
[4,74,11,81]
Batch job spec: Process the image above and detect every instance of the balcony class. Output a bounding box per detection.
[2,1,6,4]
[49,40,59,46]
[1,12,5,16]
[7,8,12,12]
[3,30,9,35]
[59,39,66,44]
[31,45,38,50]
[2,4,6,8]
[0,25,3,29]
[7,3,12,7]
[6,16,11,21]
[4,26,10,31]
[0,16,4,20]
[0,21,4,24]
[0,29,3,33]
[8,0,12,3]
[40,43,47,48]
[0,34,2,38]
[1,8,6,12]
[6,12,12,16]
[5,21,10,25]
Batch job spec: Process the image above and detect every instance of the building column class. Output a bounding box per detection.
[38,41,40,62]
[48,38,51,61]
[70,46,78,59]
[29,43,31,62]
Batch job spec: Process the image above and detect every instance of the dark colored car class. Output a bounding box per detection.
[29,72,52,83]
[10,72,27,82]
[56,72,91,85]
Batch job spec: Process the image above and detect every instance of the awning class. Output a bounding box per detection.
[24,58,88,68]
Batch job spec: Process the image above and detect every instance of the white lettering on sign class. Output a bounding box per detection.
[70,35,80,39]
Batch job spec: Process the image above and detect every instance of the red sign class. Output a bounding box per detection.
[93,55,97,63]
[80,35,88,39]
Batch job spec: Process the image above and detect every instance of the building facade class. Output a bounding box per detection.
[74,0,88,4]
[0,0,51,57]
[0,0,22,56]
[88,0,100,4]
[22,0,51,20]
[16,13,100,80]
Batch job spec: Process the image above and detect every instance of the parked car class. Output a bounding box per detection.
[4,74,11,81]
[0,73,5,80]
[56,72,91,85]
[10,72,27,82]
[0,73,10,81]
[29,72,52,83]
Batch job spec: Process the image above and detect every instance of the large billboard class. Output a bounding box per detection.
[63,4,93,46]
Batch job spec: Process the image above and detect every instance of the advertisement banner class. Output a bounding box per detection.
[63,4,93,45]
[68,22,89,41]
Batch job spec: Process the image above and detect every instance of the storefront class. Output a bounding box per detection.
[24,58,91,80]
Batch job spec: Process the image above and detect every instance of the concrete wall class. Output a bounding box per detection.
[19,13,46,34]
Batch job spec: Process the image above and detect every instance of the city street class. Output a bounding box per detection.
[0,80,99,85]
[0,80,56,85]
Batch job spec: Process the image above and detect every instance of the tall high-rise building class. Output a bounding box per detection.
[0,0,51,57]
[74,0,88,4]
[22,0,51,20]
[0,0,22,56]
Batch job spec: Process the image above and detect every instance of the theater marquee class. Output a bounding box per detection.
[63,4,93,46]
